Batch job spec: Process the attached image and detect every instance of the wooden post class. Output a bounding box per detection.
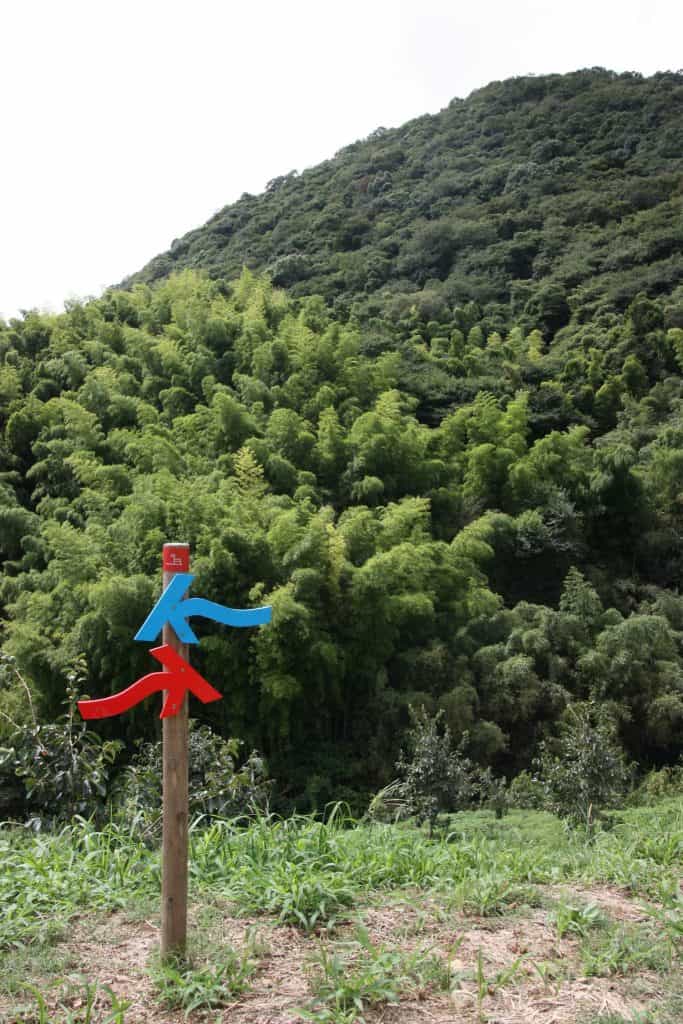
[161,542,190,960]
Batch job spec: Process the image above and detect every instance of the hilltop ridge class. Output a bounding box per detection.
[124,68,683,334]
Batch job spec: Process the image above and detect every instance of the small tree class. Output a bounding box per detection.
[396,706,476,836]
[535,702,630,830]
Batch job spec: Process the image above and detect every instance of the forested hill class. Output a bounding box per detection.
[2,69,683,811]
[125,69,683,335]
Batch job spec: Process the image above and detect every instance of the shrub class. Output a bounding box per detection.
[629,764,683,805]
[114,723,271,839]
[476,766,510,819]
[0,654,122,826]
[396,706,477,835]
[508,769,546,810]
[535,703,630,829]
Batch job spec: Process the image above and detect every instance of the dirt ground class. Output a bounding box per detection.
[0,884,673,1024]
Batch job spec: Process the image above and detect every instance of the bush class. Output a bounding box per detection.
[0,654,122,826]
[534,703,630,829]
[508,769,547,810]
[476,766,510,819]
[114,723,271,839]
[396,706,477,835]
[629,763,683,805]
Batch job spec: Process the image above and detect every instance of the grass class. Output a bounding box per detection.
[0,819,158,950]
[0,797,680,1022]
[580,922,675,977]
[9,983,130,1023]
[151,950,257,1013]
[298,925,454,1022]
[553,898,606,939]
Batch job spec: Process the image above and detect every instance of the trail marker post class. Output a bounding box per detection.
[161,542,191,959]
[77,541,272,961]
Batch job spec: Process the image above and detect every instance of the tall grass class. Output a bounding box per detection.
[1,799,681,951]
[0,818,158,949]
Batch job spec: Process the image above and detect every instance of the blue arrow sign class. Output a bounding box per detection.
[135,573,272,644]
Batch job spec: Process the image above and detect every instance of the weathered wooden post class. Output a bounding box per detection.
[160,542,190,959]
[78,540,271,962]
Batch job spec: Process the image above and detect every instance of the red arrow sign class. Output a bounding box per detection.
[77,644,222,720]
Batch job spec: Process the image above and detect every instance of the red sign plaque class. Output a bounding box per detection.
[163,543,190,573]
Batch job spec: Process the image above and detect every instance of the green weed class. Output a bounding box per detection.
[0,939,76,999]
[10,983,129,1024]
[0,821,157,949]
[578,1014,658,1024]
[452,874,541,916]
[530,958,569,989]
[639,897,683,961]
[581,923,673,976]
[302,942,402,1020]
[553,897,605,939]
[151,938,259,1013]
[298,925,455,1022]
[456,948,526,1021]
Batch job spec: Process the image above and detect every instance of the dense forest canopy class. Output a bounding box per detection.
[125,69,683,336]
[2,69,683,810]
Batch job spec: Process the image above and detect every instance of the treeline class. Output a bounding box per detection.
[1,270,683,808]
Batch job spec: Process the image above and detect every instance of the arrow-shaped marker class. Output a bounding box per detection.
[134,573,272,644]
[77,644,223,720]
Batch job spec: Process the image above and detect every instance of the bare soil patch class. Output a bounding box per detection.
[58,913,179,1024]
[0,883,674,1023]
[553,883,651,923]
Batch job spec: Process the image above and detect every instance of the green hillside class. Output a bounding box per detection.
[126,68,683,335]
[1,69,683,813]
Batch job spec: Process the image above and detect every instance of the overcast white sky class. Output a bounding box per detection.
[1,0,681,320]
